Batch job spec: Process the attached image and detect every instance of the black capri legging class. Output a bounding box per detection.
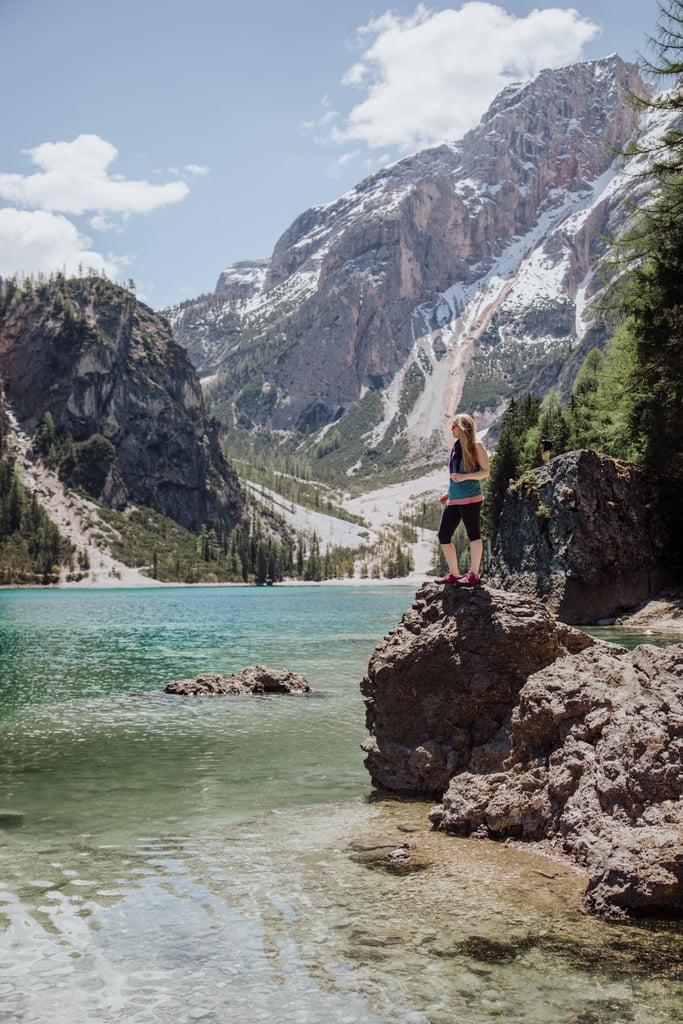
[437,502,482,544]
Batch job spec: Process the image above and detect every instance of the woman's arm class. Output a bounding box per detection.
[450,443,490,481]
[475,443,490,478]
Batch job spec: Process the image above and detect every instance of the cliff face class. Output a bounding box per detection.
[488,450,671,624]
[361,583,683,918]
[169,56,653,475]
[0,276,244,534]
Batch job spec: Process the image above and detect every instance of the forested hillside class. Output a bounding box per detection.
[0,392,75,584]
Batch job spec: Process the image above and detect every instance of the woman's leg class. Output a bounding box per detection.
[469,538,483,576]
[460,503,483,576]
[437,505,462,576]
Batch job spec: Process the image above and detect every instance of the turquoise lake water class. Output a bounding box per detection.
[0,585,681,1024]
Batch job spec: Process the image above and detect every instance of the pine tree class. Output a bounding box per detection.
[567,349,607,449]
[629,0,683,184]
[34,412,60,464]
[619,232,683,548]
[255,539,269,583]
[612,0,683,558]
[517,390,570,472]
[482,394,541,543]
[7,474,24,533]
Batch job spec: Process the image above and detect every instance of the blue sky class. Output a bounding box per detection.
[0,0,663,309]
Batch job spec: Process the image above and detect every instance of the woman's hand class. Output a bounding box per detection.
[438,492,448,504]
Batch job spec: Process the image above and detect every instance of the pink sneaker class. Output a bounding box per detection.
[439,573,460,584]
[456,571,480,587]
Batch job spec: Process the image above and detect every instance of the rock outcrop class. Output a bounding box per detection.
[361,583,683,917]
[165,665,311,696]
[0,276,244,535]
[489,450,671,624]
[361,584,593,795]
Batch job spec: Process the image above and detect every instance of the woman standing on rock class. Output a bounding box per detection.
[437,413,490,586]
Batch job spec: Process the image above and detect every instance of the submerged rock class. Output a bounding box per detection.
[361,582,683,918]
[165,665,311,696]
[0,811,24,827]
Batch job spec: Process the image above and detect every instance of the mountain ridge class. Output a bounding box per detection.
[167,54,656,483]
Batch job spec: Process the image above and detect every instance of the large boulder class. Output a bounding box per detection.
[489,450,671,624]
[361,583,683,917]
[361,583,593,795]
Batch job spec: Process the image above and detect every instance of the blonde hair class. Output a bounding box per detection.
[454,414,480,472]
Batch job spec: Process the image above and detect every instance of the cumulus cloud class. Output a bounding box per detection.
[0,208,125,280]
[0,134,195,284]
[0,134,190,215]
[331,2,600,151]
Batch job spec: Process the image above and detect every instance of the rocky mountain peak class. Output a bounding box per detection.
[168,56,656,480]
[215,259,270,303]
[462,55,646,189]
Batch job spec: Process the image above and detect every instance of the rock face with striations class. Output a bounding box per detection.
[488,450,671,624]
[0,276,245,534]
[361,583,683,917]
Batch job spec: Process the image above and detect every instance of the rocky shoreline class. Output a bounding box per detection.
[613,586,683,635]
[360,582,683,919]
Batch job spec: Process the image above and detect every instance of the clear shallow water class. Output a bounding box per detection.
[0,586,681,1024]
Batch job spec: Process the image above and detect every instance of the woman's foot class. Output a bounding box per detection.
[456,571,480,587]
[439,573,460,584]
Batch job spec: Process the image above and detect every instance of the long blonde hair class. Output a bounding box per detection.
[454,414,480,472]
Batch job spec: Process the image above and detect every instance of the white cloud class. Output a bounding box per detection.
[0,134,190,215]
[89,213,123,233]
[0,208,125,280]
[331,2,600,152]
[166,164,211,178]
[0,134,198,284]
